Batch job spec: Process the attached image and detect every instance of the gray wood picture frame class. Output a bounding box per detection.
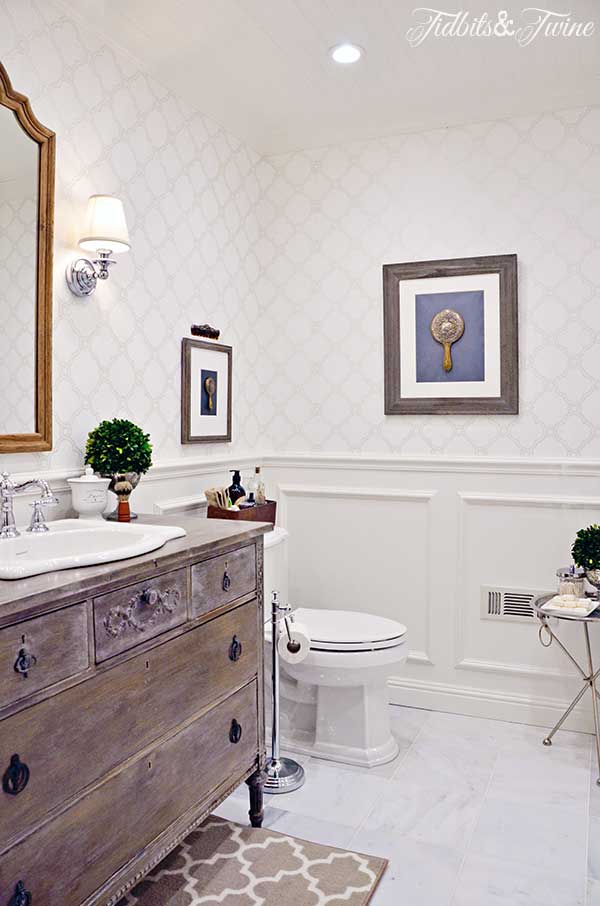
[383,254,518,415]
[181,338,232,443]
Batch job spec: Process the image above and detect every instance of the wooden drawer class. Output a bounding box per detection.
[0,604,88,710]
[0,602,258,848]
[191,544,256,618]
[93,568,189,662]
[0,681,258,906]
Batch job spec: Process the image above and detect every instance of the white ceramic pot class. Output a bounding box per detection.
[68,466,111,519]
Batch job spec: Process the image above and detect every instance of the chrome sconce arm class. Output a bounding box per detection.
[66,250,117,297]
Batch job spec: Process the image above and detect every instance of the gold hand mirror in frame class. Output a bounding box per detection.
[430,309,465,373]
[204,376,216,412]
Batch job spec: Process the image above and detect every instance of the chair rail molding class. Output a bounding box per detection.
[264,452,600,478]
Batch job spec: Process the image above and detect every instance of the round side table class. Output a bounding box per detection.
[533,593,600,784]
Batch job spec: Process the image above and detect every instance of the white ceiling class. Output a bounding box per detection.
[70,0,600,155]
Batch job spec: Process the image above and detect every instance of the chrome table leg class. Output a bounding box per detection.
[542,681,589,746]
[584,623,600,786]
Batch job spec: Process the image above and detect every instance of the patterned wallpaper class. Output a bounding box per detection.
[0,189,37,433]
[0,0,263,474]
[255,110,600,457]
[1,0,599,472]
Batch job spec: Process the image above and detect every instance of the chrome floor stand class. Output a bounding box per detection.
[538,617,600,785]
[264,592,305,795]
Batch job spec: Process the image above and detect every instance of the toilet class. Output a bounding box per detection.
[264,527,408,767]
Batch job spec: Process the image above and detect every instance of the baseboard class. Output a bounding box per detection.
[388,676,594,734]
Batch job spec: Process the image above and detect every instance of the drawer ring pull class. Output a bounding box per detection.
[13,648,37,679]
[229,636,243,662]
[229,719,242,744]
[9,882,32,906]
[2,754,30,796]
[222,570,232,592]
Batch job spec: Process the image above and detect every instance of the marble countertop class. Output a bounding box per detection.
[0,514,272,625]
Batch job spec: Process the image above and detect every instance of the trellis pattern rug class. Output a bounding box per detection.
[119,816,387,905]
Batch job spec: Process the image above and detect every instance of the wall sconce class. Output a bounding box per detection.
[66,194,130,296]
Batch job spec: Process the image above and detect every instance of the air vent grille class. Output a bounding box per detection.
[481,586,546,623]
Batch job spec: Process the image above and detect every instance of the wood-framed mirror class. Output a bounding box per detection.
[0,62,54,452]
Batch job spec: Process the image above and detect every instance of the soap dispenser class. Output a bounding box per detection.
[228,470,246,505]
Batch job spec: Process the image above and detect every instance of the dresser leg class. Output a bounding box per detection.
[246,769,266,828]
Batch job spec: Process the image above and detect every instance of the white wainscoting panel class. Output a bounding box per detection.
[278,484,435,665]
[456,493,600,686]
[265,455,600,733]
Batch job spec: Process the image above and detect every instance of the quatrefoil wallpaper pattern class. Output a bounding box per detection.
[1,0,600,473]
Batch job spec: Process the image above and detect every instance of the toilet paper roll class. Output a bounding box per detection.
[277,621,311,664]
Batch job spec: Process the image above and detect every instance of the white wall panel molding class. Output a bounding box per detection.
[278,484,436,502]
[388,676,592,733]
[455,491,600,684]
[278,482,436,666]
[458,492,600,509]
[264,453,600,478]
[456,656,578,682]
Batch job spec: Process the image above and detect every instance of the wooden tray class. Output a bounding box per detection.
[207,500,277,524]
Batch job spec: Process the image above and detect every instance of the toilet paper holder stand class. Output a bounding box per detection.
[264,591,306,794]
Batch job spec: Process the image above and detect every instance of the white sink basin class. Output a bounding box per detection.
[0,519,186,580]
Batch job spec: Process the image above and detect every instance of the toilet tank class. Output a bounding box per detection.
[263,527,289,608]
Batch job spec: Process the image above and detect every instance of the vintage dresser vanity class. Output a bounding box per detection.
[0,516,269,905]
[0,57,270,906]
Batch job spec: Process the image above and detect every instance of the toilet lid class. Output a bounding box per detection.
[295,608,407,652]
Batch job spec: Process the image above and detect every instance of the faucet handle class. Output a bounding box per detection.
[27,497,57,534]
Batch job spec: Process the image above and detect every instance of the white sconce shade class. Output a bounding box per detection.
[78,194,130,254]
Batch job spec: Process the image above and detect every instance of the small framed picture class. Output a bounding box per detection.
[181,338,232,443]
[383,254,518,415]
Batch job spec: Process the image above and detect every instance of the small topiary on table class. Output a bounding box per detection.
[572,525,600,571]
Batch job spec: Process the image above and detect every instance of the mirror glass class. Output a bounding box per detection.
[0,103,39,434]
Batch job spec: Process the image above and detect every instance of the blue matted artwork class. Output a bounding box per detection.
[415,290,485,383]
[200,369,218,415]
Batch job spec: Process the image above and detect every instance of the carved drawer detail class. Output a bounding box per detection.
[103,586,182,639]
[93,569,188,661]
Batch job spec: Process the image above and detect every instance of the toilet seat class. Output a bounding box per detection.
[294,608,407,653]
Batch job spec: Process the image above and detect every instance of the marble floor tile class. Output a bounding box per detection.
[590,771,600,818]
[469,796,587,880]
[588,878,600,906]
[499,722,592,757]
[213,706,592,902]
[389,703,433,747]
[212,797,283,827]
[487,744,590,809]
[417,711,509,751]
[588,816,600,881]
[267,759,389,828]
[266,811,356,849]
[391,733,498,786]
[453,854,586,906]
[360,772,486,850]
[349,829,463,906]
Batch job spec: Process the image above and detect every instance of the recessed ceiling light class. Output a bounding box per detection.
[330,43,363,64]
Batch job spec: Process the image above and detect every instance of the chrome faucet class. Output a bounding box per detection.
[0,473,58,539]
